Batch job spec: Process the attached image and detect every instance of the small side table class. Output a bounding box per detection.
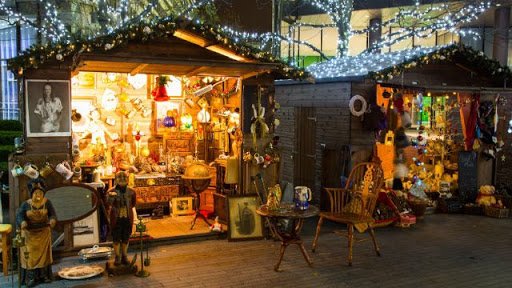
[256,205,319,272]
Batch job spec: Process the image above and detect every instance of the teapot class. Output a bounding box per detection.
[294,186,312,210]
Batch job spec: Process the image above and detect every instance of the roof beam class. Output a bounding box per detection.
[173,29,209,47]
[130,63,148,76]
[206,45,251,62]
[80,54,279,70]
[185,66,209,77]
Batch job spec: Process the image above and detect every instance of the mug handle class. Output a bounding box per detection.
[63,161,71,170]
[307,187,312,202]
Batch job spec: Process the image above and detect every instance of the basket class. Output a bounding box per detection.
[483,206,509,218]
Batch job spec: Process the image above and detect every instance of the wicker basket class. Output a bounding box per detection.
[483,206,509,218]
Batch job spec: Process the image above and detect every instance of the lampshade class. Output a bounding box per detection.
[197,108,211,124]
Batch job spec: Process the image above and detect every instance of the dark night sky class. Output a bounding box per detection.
[218,0,273,33]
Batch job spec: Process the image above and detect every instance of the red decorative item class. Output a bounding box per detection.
[152,76,169,101]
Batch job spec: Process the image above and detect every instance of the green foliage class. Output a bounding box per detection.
[0,131,23,146]
[0,145,13,162]
[0,120,22,131]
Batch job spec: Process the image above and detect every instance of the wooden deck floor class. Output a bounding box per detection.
[142,214,215,239]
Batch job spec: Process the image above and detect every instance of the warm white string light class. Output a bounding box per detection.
[0,0,500,79]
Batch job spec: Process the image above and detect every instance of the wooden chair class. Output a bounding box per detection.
[312,159,384,266]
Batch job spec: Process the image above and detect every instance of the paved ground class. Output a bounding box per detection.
[1,213,512,288]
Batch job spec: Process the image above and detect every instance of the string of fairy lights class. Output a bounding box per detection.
[0,0,502,79]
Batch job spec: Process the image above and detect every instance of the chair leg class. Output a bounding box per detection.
[311,216,324,253]
[368,225,381,257]
[347,224,354,266]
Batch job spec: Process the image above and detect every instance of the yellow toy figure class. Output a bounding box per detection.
[107,171,137,266]
[16,182,57,287]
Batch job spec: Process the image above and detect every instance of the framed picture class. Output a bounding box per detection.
[171,197,194,216]
[227,195,263,241]
[25,79,71,137]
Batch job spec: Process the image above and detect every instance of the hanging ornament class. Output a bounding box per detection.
[101,88,119,111]
[127,74,146,90]
[152,76,169,101]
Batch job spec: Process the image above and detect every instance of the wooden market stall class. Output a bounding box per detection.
[275,44,512,214]
[7,18,304,249]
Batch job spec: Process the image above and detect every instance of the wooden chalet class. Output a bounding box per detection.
[275,44,512,208]
[6,18,303,247]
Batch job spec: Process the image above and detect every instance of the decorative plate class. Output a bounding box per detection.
[58,265,104,280]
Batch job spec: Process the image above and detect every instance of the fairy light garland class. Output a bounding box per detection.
[7,16,307,80]
[0,0,499,80]
[307,44,512,81]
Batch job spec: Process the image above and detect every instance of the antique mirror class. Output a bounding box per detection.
[45,184,99,224]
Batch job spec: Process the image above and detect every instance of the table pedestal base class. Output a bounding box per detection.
[275,236,313,271]
[271,219,313,271]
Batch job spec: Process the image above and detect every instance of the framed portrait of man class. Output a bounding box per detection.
[25,79,71,137]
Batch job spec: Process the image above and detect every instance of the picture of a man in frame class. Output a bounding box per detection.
[26,80,71,137]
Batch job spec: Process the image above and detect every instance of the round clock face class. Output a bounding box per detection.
[101,88,119,111]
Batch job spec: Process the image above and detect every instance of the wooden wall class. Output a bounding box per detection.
[275,81,354,204]
[383,63,498,88]
[494,92,512,190]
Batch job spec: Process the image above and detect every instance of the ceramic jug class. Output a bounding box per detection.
[55,161,73,180]
[294,186,312,210]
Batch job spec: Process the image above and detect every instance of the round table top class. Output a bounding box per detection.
[256,204,319,219]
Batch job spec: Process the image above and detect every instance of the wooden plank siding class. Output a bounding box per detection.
[275,82,353,205]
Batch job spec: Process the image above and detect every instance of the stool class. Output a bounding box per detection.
[0,224,12,276]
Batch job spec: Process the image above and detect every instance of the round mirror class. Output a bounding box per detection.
[45,184,99,224]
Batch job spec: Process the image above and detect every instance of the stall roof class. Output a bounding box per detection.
[307,44,512,84]
[8,18,306,80]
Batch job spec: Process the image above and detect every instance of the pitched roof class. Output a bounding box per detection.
[307,44,512,83]
[8,17,306,80]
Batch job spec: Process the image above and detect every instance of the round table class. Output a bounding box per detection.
[256,205,319,271]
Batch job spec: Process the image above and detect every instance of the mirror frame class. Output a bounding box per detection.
[45,183,100,224]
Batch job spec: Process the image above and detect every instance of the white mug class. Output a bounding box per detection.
[11,164,24,177]
[24,163,39,179]
[55,161,73,180]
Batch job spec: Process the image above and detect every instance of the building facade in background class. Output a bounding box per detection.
[0,0,510,120]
